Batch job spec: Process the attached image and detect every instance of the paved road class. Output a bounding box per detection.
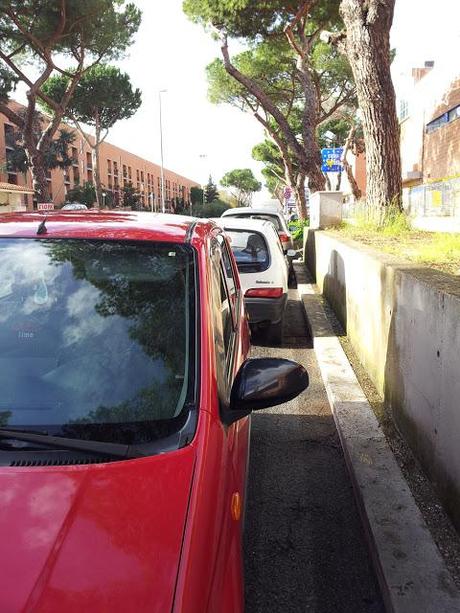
[244,289,384,613]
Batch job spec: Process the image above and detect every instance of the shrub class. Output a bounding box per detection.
[193,199,230,218]
[288,218,310,242]
[65,181,96,207]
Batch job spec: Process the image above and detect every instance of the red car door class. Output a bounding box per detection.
[173,231,250,613]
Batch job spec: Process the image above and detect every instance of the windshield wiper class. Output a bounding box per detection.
[0,428,144,459]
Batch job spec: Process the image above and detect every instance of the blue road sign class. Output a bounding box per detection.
[321,147,344,173]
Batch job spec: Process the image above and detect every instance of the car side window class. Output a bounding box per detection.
[218,236,237,306]
[219,268,233,356]
[211,239,236,369]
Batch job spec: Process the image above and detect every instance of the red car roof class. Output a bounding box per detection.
[0,211,214,243]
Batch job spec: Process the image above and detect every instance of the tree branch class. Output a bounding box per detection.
[219,33,306,167]
[319,87,356,122]
[4,8,46,54]
[284,1,314,57]
[100,128,109,144]
[0,101,24,128]
[71,118,94,148]
[0,49,34,88]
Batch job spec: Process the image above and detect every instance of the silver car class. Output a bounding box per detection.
[61,203,88,211]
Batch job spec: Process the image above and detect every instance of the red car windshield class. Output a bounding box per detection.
[0,238,196,446]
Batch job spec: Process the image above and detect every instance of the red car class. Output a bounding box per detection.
[0,211,308,612]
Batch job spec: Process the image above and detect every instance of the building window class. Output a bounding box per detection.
[426,104,460,133]
[4,124,15,148]
[114,162,118,176]
[123,164,127,178]
[107,160,112,174]
[136,169,140,182]
[448,105,460,122]
[128,166,132,180]
[399,99,409,121]
[140,171,144,183]
[86,152,92,169]
[71,147,78,165]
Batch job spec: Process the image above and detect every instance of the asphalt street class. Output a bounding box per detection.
[244,288,385,613]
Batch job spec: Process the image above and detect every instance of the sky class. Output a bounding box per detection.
[107,0,265,195]
[12,0,460,202]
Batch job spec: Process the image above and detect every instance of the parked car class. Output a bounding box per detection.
[221,206,294,253]
[61,202,88,210]
[0,211,309,613]
[214,217,289,344]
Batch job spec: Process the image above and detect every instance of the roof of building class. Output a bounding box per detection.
[0,182,34,194]
[0,210,215,244]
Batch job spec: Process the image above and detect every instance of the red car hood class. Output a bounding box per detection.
[0,447,196,613]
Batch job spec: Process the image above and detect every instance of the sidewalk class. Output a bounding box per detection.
[294,263,460,613]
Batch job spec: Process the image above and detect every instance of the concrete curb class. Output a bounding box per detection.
[294,263,460,613]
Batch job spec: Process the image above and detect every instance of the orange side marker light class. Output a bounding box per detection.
[231,492,241,521]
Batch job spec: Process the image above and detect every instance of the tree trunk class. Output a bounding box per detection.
[30,154,50,202]
[335,170,342,191]
[93,112,103,208]
[342,127,362,200]
[343,158,361,200]
[23,126,50,203]
[340,0,402,212]
[294,172,308,220]
[296,54,326,193]
[21,94,51,203]
[324,173,332,191]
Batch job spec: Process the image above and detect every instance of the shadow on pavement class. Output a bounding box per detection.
[250,297,313,350]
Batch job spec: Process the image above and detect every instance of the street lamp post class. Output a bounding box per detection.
[159,89,167,214]
[199,153,207,206]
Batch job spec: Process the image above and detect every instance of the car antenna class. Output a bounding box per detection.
[37,215,48,235]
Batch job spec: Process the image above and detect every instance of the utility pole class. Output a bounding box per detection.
[199,154,207,206]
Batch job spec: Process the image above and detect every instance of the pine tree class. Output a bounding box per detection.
[204,175,219,203]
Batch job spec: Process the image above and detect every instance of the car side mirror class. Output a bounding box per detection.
[225,358,309,424]
[286,249,300,259]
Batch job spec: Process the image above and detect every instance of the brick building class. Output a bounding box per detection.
[0,101,199,211]
[396,62,460,218]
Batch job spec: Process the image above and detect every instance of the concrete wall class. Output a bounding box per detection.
[305,229,460,527]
